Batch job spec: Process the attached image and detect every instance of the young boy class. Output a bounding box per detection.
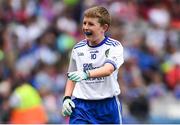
[62,6,124,124]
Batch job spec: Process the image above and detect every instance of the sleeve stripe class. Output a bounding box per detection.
[76,42,86,46]
[106,40,116,46]
[107,39,120,46]
[104,59,117,70]
[74,44,86,49]
[74,40,87,49]
[105,42,115,47]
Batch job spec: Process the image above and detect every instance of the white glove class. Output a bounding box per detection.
[67,71,89,82]
[62,97,75,117]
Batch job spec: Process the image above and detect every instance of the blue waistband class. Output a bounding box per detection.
[73,96,116,103]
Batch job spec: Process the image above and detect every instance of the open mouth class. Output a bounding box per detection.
[84,31,93,36]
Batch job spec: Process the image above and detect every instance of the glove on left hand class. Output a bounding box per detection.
[67,71,89,82]
[62,97,75,117]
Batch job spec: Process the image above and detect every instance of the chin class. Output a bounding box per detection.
[85,36,91,41]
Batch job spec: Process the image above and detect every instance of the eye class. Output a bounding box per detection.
[89,22,94,26]
[83,21,94,26]
[83,22,86,25]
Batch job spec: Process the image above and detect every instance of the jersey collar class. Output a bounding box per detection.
[87,36,108,48]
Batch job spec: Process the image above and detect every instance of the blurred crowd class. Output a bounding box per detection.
[0,0,179,124]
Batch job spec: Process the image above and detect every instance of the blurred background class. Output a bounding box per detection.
[0,0,179,124]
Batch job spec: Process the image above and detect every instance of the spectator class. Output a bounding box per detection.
[9,83,48,124]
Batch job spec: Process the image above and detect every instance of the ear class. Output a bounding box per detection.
[103,24,109,32]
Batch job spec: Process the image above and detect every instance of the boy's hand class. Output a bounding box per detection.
[67,71,89,82]
[62,97,75,116]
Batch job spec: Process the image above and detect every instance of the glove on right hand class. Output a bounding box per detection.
[67,70,89,82]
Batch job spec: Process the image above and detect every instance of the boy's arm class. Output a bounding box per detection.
[64,80,75,97]
[67,63,115,82]
[62,80,76,117]
[88,63,114,77]
[64,49,77,95]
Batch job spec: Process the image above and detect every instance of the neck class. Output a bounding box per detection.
[89,36,105,46]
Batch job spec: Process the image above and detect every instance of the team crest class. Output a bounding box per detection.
[105,49,110,57]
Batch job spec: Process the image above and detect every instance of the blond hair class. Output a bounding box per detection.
[83,6,111,26]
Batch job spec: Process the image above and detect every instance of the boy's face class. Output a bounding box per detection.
[82,17,107,42]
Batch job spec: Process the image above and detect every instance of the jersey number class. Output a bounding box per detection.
[91,54,96,59]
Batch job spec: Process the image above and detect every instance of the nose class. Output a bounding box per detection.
[83,24,89,30]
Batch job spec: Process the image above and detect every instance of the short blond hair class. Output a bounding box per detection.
[83,6,111,26]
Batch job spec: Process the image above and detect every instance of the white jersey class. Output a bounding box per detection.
[68,37,124,100]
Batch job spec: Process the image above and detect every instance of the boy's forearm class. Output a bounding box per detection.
[89,63,114,78]
[64,80,75,97]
